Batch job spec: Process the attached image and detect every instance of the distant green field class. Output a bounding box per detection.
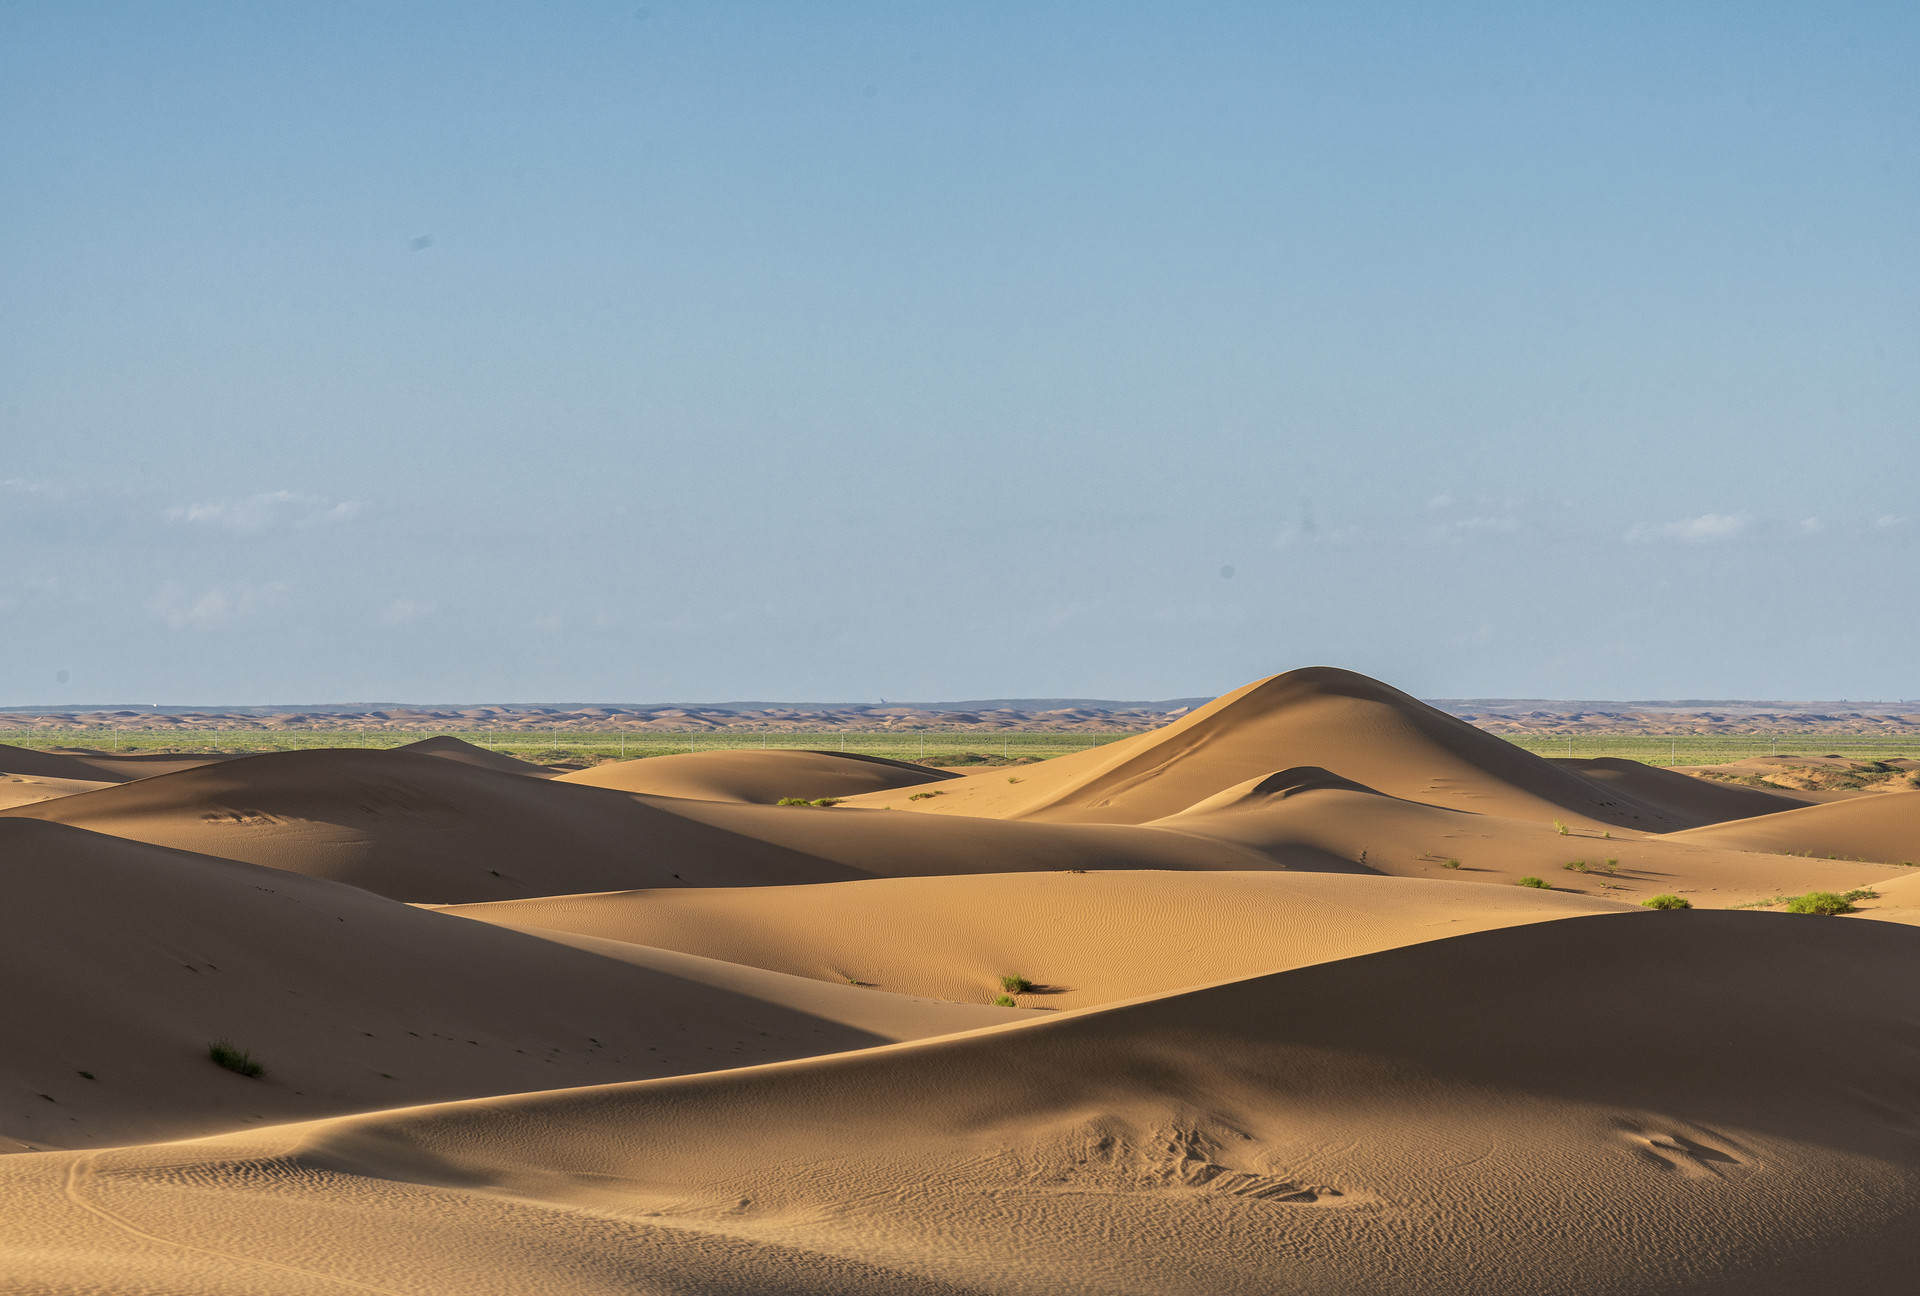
[0,728,1127,766]
[1504,734,1920,766]
[3,728,1917,769]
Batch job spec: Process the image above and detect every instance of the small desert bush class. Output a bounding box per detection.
[1642,894,1691,910]
[207,1041,264,1078]
[1517,876,1550,889]
[1553,820,1569,836]
[1603,858,1619,873]
[998,974,1033,993]
[1786,891,1853,916]
[991,994,1018,1008]
[1442,858,1461,869]
[907,790,944,801]
[1564,860,1589,873]
[775,797,843,807]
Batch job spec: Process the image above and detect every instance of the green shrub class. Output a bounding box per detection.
[998,974,1033,994]
[1786,891,1852,916]
[809,797,841,807]
[1603,858,1619,873]
[775,797,810,806]
[207,1041,263,1078]
[907,790,944,801]
[1517,876,1550,889]
[1564,860,1589,873]
[1642,894,1691,910]
[1553,820,1569,836]
[1442,858,1461,869]
[991,994,1017,1008]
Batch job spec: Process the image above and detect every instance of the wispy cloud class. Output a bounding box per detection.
[2,477,70,501]
[380,598,437,625]
[165,491,366,533]
[148,581,290,630]
[1624,513,1750,544]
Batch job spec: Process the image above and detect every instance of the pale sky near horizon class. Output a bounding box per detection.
[3,1,1916,706]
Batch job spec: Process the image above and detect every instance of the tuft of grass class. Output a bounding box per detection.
[1843,887,1880,902]
[991,994,1018,1008]
[998,974,1033,994]
[1601,831,1612,840]
[775,797,810,806]
[207,1041,264,1078]
[1603,858,1619,873]
[1517,876,1550,889]
[776,797,842,807]
[1007,776,1023,784]
[810,797,841,807]
[1564,860,1589,873]
[1553,820,1570,836]
[907,790,945,801]
[1442,858,1462,869]
[1642,894,1691,910]
[1786,890,1854,916]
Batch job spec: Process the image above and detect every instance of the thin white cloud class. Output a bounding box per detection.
[1432,515,1521,541]
[1624,513,1750,544]
[1797,517,1825,534]
[165,491,367,532]
[380,598,437,626]
[148,581,289,630]
[1875,515,1908,530]
[1,477,69,500]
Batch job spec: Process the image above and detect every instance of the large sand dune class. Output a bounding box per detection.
[841,667,1739,829]
[4,664,1918,1293]
[8,912,1920,1293]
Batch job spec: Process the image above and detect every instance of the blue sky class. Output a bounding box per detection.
[3,1,1915,704]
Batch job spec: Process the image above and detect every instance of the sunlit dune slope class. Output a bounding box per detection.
[395,734,563,777]
[0,748,860,901]
[0,771,112,809]
[1669,790,1920,864]
[14,912,1920,1294]
[438,870,1633,1009]
[1151,767,1904,904]
[0,742,229,782]
[556,747,953,802]
[0,818,1013,1152]
[840,667,1722,830]
[0,747,1382,900]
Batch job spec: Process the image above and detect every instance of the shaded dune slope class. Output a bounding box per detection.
[1550,755,1813,820]
[395,734,562,777]
[0,749,858,902]
[14,912,1920,1294]
[556,747,953,802]
[0,742,229,782]
[439,870,1633,1009]
[841,667,1722,830]
[0,819,1012,1152]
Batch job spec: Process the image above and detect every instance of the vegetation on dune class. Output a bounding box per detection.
[775,797,843,808]
[1553,820,1570,836]
[207,1041,264,1078]
[1564,860,1589,873]
[1785,888,1879,916]
[1642,895,1691,910]
[991,995,1018,1008]
[1517,876,1550,889]
[1442,858,1462,869]
[998,975,1033,994]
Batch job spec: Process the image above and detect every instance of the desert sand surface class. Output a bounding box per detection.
[555,746,954,801]
[4,665,1919,1293]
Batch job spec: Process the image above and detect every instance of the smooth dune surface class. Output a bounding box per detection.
[840,667,1733,829]
[1669,790,1920,864]
[9,913,1920,1294]
[438,869,1636,1009]
[556,747,953,801]
[5,664,1919,1294]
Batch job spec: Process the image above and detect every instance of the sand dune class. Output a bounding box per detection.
[0,771,113,809]
[395,734,563,777]
[0,748,856,901]
[0,742,229,782]
[1152,766,1904,904]
[556,747,953,802]
[10,911,1920,1293]
[1669,789,1920,864]
[0,818,1012,1152]
[439,870,1634,1009]
[840,667,1739,830]
[5,664,1918,1293]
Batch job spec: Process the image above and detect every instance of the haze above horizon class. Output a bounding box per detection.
[4,1,1914,706]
